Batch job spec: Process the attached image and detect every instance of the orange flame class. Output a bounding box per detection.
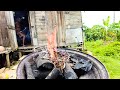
[47,25,58,61]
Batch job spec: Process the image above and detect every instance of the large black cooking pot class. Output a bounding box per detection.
[16,48,109,79]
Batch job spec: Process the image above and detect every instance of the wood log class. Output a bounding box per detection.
[45,68,60,79]
[64,63,78,79]
[24,61,35,79]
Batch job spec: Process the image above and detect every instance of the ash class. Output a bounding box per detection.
[24,48,93,79]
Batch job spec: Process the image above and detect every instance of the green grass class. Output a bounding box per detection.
[85,40,120,79]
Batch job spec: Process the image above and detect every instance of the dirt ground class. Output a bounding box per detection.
[0,55,26,79]
[0,62,18,79]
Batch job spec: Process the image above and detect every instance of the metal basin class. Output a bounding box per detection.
[16,48,109,79]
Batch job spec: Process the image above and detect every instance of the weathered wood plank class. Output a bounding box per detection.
[5,11,18,50]
[0,27,3,46]
[33,11,82,47]
[64,11,82,29]
[6,53,10,68]
[34,11,47,45]
[29,11,38,46]
[0,11,10,47]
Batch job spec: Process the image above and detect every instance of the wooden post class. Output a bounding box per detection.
[29,11,38,46]
[18,52,22,59]
[6,53,10,68]
[57,11,65,46]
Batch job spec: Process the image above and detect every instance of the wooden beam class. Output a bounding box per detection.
[0,51,8,54]
[6,53,10,68]
[18,52,22,58]
[29,11,38,46]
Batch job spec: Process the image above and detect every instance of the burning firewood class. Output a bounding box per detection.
[24,61,35,79]
[47,25,58,62]
[19,24,94,79]
[17,48,109,79]
[63,63,78,79]
[45,68,61,79]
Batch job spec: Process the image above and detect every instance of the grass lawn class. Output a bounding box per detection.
[85,40,120,79]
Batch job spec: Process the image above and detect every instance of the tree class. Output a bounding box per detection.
[108,21,120,41]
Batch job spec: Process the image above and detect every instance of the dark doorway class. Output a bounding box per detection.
[13,11,32,46]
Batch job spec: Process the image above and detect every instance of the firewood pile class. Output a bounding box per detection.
[19,48,92,79]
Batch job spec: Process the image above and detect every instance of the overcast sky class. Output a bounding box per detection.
[81,11,120,28]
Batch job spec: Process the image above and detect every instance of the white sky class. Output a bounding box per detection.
[81,11,120,28]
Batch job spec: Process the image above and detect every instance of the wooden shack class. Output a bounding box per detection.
[0,11,83,67]
[0,11,18,67]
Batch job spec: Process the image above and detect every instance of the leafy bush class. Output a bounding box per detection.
[83,25,106,41]
[85,40,120,57]
[85,40,120,79]
[83,23,120,42]
[93,41,120,57]
[83,16,120,42]
[116,30,120,41]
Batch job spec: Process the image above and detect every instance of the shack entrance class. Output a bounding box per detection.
[13,11,32,46]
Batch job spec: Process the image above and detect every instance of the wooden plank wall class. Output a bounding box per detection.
[34,11,60,46]
[42,11,64,46]
[34,11,47,46]
[29,11,38,46]
[0,11,10,47]
[56,11,65,46]
[34,11,83,47]
[64,11,82,29]
[5,11,18,50]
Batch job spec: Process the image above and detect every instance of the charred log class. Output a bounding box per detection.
[45,68,61,79]
[16,48,109,79]
[24,61,35,79]
[64,63,78,79]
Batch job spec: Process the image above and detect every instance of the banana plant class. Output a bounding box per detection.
[103,16,110,28]
[103,16,110,41]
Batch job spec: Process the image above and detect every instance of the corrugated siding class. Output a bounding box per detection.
[0,11,10,47]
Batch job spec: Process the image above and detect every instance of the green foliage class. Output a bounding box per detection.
[116,30,120,41]
[85,40,120,79]
[83,17,120,42]
[91,41,120,57]
[109,21,120,29]
[106,30,117,41]
[83,16,120,79]
[103,16,110,27]
[83,25,106,41]
[108,22,120,41]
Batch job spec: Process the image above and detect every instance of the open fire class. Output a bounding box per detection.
[17,47,109,79]
[47,25,69,71]
[16,25,109,79]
